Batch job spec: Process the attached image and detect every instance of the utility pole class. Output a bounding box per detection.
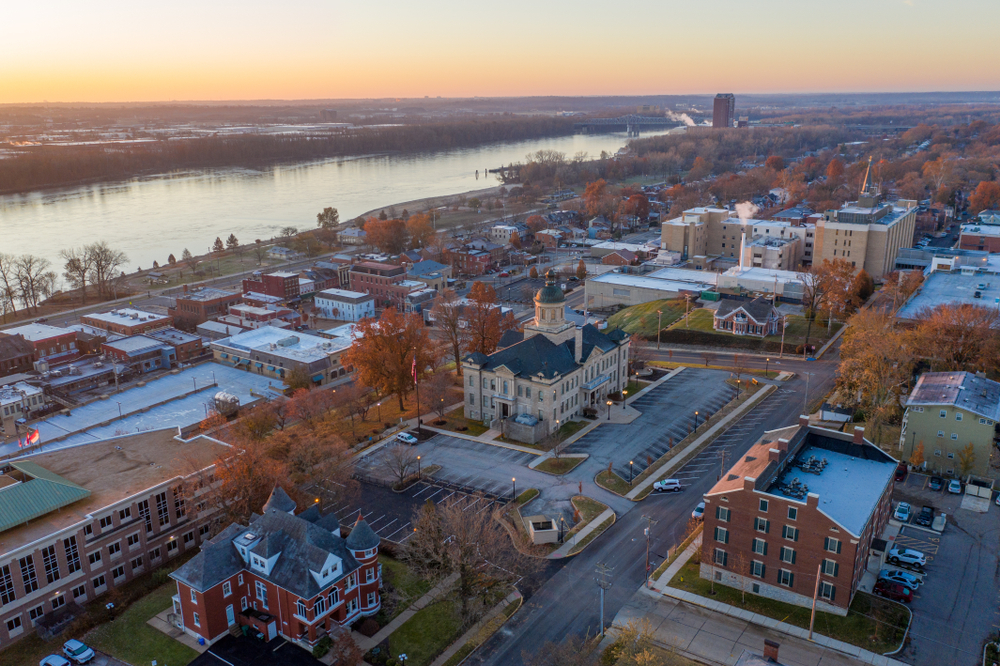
[779,315,788,358]
[685,295,691,329]
[809,562,822,640]
[803,372,813,415]
[595,562,613,637]
[641,515,658,588]
[656,309,662,350]
[718,449,728,481]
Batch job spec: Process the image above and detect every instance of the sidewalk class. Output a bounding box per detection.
[547,507,615,559]
[351,572,460,653]
[428,589,522,666]
[625,384,777,500]
[350,401,466,463]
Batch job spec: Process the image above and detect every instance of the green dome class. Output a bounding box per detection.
[535,269,565,304]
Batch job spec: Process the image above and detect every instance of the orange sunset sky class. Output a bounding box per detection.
[4,0,1000,104]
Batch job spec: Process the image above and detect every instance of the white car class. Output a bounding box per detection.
[692,502,705,520]
[948,479,962,494]
[41,655,72,666]
[395,432,419,445]
[62,640,95,664]
[653,479,682,493]
[893,502,911,522]
[888,547,926,568]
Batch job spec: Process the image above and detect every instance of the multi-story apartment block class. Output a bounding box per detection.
[314,289,376,322]
[170,488,381,649]
[660,208,810,267]
[242,272,301,301]
[713,93,735,128]
[0,430,230,647]
[168,287,242,329]
[701,419,896,615]
[899,371,1000,480]
[348,262,408,307]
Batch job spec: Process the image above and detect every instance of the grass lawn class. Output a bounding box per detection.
[571,496,607,525]
[596,469,633,496]
[650,360,779,379]
[85,582,198,666]
[555,419,589,442]
[380,555,432,620]
[434,409,489,437]
[386,598,465,666]
[568,515,614,555]
[535,456,585,475]
[668,561,908,654]
[675,309,842,351]
[441,597,521,666]
[607,299,686,337]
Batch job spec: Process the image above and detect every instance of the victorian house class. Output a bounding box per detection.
[713,297,782,337]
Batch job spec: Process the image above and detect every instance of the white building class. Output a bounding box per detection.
[210,327,354,386]
[314,289,376,322]
[0,382,46,437]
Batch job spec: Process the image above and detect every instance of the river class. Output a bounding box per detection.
[0,130,667,273]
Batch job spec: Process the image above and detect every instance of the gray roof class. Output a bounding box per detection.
[262,486,297,514]
[906,371,1000,421]
[345,515,380,550]
[408,260,449,277]
[466,324,621,380]
[535,270,565,305]
[715,297,777,324]
[171,508,361,598]
[0,333,33,363]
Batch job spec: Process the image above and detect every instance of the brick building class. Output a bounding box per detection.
[101,336,177,374]
[601,250,637,266]
[0,431,229,648]
[448,248,491,276]
[168,287,242,330]
[3,323,80,364]
[170,488,381,649]
[713,93,735,128]
[701,419,896,615]
[712,297,782,337]
[147,328,205,363]
[0,334,34,378]
[241,272,301,301]
[81,309,173,336]
[959,224,1000,253]
[348,262,409,307]
[209,327,354,386]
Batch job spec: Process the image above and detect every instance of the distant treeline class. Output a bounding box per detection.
[0,117,573,195]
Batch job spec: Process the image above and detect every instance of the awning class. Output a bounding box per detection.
[255,362,263,368]
[312,374,324,382]
[268,366,275,371]
[238,359,250,365]
[220,353,229,359]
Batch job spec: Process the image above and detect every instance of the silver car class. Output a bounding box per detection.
[62,640,95,665]
[879,568,922,589]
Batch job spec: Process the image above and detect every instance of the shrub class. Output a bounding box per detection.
[312,635,333,658]
[357,617,381,637]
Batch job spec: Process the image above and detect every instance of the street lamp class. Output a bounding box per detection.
[417,455,421,478]
[377,401,382,422]
[765,357,770,377]
[622,389,628,410]
[694,410,699,430]
[629,460,634,485]
[606,400,613,420]
[512,477,516,501]
[116,401,122,420]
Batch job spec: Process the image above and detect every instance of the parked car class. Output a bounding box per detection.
[895,465,908,482]
[40,657,72,666]
[873,580,913,603]
[888,547,926,568]
[928,476,944,491]
[893,502,911,522]
[499,272,510,278]
[948,479,962,494]
[692,502,705,520]
[34,317,48,323]
[653,479,682,493]
[915,506,934,527]
[61,640,95,664]
[395,432,419,445]
[879,569,922,589]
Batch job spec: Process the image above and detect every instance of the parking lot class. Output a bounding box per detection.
[890,472,1000,666]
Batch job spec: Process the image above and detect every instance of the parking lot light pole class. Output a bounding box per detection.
[417,455,421,478]
[622,390,628,410]
[377,401,382,422]
[607,400,613,420]
[512,477,516,501]
[694,410,699,430]
[656,310,662,350]
[629,461,634,485]
[765,357,770,376]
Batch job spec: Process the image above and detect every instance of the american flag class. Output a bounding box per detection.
[411,355,417,385]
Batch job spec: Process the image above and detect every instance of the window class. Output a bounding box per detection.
[782,525,799,542]
[934,449,942,457]
[111,565,125,580]
[119,507,132,521]
[41,545,60,584]
[72,584,87,600]
[190,589,198,604]
[819,581,836,601]
[51,594,65,611]
[84,524,93,537]
[950,433,958,440]
[331,587,340,604]
[822,559,839,577]
[130,556,143,571]
[150,547,161,561]
[947,452,955,459]
[223,582,232,597]
[778,569,794,587]
[28,605,44,624]
[256,581,268,609]
[167,540,178,554]
[715,507,730,522]
[127,533,141,549]
[156,491,170,526]
[751,561,766,578]
[138,499,153,534]
[238,574,244,585]
[241,596,248,611]
[937,430,944,438]
[173,485,186,518]
[779,546,796,564]
[468,393,474,406]
[92,575,106,590]
[64,536,81,573]
[193,612,201,627]
[753,517,770,533]
[366,567,376,583]
[99,515,114,529]
[824,537,842,554]
[787,507,797,521]
[752,538,767,556]
[6,616,22,635]
[315,595,326,616]
[0,565,15,605]
[199,524,211,537]
[367,592,377,607]
[108,542,121,558]
[940,410,947,418]
[183,531,195,545]
[347,572,358,589]
[956,413,963,421]
[714,527,729,544]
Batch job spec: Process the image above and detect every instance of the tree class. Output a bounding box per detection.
[466,282,516,356]
[420,371,453,422]
[583,179,612,219]
[287,388,335,428]
[969,181,1000,214]
[576,260,587,281]
[202,438,294,525]
[688,156,712,181]
[226,233,239,250]
[525,215,548,234]
[285,365,314,391]
[60,247,93,304]
[167,253,176,265]
[432,289,468,377]
[529,265,539,279]
[326,626,362,666]
[332,382,371,440]
[813,258,859,331]
[403,496,538,621]
[344,308,436,410]
[0,254,19,320]
[87,241,129,299]
[406,213,435,249]
[765,155,785,171]
[610,619,663,666]
[912,303,999,373]
[957,442,976,478]
[852,269,874,303]
[317,207,340,229]
[280,226,298,239]
[523,634,599,666]
[732,550,753,605]
[363,217,407,255]
[213,237,225,253]
[826,158,845,180]
[253,240,267,265]
[910,441,925,469]
[379,444,419,486]
[182,248,197,271]
[15,255,55,312]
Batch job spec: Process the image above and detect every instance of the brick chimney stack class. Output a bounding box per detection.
[763,639,780,663]
[853,426,865,444]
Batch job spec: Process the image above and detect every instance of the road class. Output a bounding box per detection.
[467,345,841,666]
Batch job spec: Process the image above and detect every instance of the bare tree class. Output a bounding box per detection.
[420,371,453,422]
[522,633,600,666]
[379,444,418,486]
[0,253,18,321]
[432,288,468,376]
[732,550,752,605]
[701,351,715,367]
[87,241,129,299]
[60,246,93,304]
[15,255,55,312]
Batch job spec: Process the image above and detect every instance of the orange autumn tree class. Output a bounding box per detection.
[465,281,517,356]
[363,216,407,254]
[405,213,435,249]
[344,308,436,410]
[969,181,1000,214]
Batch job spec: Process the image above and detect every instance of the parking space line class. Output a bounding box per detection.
[411,485,433,497]
[463,498,482,511]
[385,523,410,540]
[375,518,397,534]
[425,488,445,500]
[477,501,495,514]
[437,491,457,504]
[367,514,386,527]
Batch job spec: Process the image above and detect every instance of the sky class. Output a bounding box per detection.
[4,0,1000,104]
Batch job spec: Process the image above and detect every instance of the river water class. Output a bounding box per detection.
[0,131,665,273]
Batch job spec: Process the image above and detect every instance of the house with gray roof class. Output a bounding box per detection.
[462,270,629,442]
[170,487,381,649]
[713,297,782,337]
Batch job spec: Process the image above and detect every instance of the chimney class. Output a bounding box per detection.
[763,639,780,663]
[853,426,865,444]
[183,284,189,293]
[798,414,809,427]
[768,448,781,463]
[574,326,583,363]
[776,438,789,452]
[739,229,746,269]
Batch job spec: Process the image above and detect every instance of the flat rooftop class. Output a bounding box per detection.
[896,270,1000,320]
[747,236,796,248]
[589,271,713,293]
[721,266,805,284]
[3,322,73,341]
[104,335,169,355]
[0,430,230,556]
[0,381,43,404]
[907,371,1000,420]
[83,308,171,326]
[177,287,239,302]
[316,288,371,302]
[962,224,1000,238]
[147,328,202,345]
[213,327,346,363]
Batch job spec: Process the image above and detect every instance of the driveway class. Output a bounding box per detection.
[189,635,323,666]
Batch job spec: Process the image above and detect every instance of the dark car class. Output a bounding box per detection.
[873,580,913,604]
[928,476,944,491]
[894,465,908,482]
[915,506,934,527]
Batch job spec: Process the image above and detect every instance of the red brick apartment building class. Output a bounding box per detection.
[242,272,300,301]
[0,334,35,377]
[168,286,242,329]
[80,309,173,336]
[0,431,229,647]
[701,419,896,615]
[170,488,381,649]
[348,262,408,307]
[959,224,1000,253]
[3,323,80,364]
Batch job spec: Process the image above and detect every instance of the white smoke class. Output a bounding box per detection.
[735,201,759,224]
[665,110,696,127]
